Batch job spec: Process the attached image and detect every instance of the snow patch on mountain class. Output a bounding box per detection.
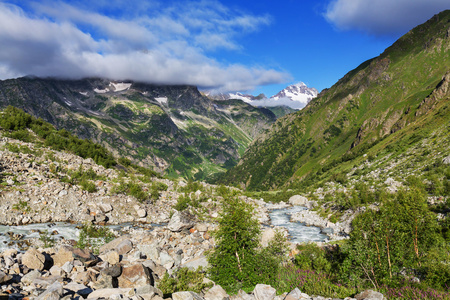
[109,82,132,92]
[204,82,318,110]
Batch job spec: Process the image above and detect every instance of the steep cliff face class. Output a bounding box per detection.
[0,78,276,180]
[221,10,450,190]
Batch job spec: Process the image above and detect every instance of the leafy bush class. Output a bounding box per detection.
[159,267,212,296]
[207,196,278,293]
[76,224,115,254]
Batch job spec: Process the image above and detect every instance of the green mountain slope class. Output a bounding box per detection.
[221,10,450,190]
[0,78,276,180]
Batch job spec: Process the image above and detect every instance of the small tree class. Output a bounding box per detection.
[208,196,277,292]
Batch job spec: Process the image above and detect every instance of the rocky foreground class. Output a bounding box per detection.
[0,136,383,299]
[0,230,385,300]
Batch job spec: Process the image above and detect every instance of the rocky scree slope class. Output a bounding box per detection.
[0,79,276,180]
[221,10,450,191]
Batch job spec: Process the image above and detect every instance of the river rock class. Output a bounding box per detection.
[118,264,153,288]
[253,284,276,300]
[138,243,160,262]
[137,208,147,218]
[289,195,308,206]
[284,288,309,300]
[204,285,229,300]
[173,291,204,300]
[52,246,74,267]
[100,250,120,265]
[64,282,92,298]
[168,210,195,232]
[87,288,133,299]
[99,203,113,213]
[36,281,63,300]
[136,284,164,297]
[261,228,276,247]
[233,290,255,300]
[355,290,386,300]
[0,271,12,284]
[181,256,208,270]
[116,239,133,255]
[22,248,46,271]
[99,235,131,254]
[160,251,175,269]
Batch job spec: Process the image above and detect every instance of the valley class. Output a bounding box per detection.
[0,8,449,300]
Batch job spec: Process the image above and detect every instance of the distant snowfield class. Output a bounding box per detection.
[79,92,88,96]
[94,88,107,94]
[155,97,168,105]
[109,82,132,92]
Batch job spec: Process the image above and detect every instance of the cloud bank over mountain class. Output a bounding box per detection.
[325,0,450,36]
[0,1,289,92]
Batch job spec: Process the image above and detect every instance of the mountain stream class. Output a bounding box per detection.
[0,206,326,251]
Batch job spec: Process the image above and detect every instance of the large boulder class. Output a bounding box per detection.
[253,284,276,300]
[355,290,386,300]
[118,264,153,288]
[168,210,195,232]
[99,235,131,254]
[284,288,309,300]
[181,256,208,270]
[36,281,63,300]
[288,195,308,206]
[52,246,74,267]
[261,228,276,247]
[204,285,229,300]
[173,291,204,300]
[22,248,46,271]
[87,288,133,299]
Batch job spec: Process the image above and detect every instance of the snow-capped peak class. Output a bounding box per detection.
[270,82,318,104]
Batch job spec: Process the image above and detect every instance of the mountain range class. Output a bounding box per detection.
[0,78,276,180]
[221,10,450,191]
[204,82,318,110]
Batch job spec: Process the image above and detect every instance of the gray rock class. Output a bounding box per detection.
[160,251,175,270]
[118,264,153,288]
[99,203,113,213]
[253,284,276,300]
[321,228,334,235]
[233,290,254,300]
[173,291,204,300]
[99,235,132,254]
[204,285,229,300]
[443,155,450,165]
[36,281,63,300]
[181,256,208,270]
[21,269,41,285]
[64,282,93,298]
[87,288,133,299]
[289,195,308,206]
[135,284,163,297]
[61,261,74,274]
[138,243,160,262]
[168,210,195,232]
[0,271,12,284]
[355,290,386,300]
[117,239,133,255]
[22,248,46,271]
[261,228,276,247]
[137,208,147,218]
[284,288,310,300]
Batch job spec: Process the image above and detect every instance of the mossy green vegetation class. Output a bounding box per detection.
[0,106,116,168]
[220,10,450,192]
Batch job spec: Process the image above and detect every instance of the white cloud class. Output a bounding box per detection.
[0,1,288,92]
[325,0,450,35]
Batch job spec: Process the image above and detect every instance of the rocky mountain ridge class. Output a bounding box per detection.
[0,78,276,181]
[204,82,318,111]
[221,10,450,191]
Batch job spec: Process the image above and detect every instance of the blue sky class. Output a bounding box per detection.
[0,0,448,97]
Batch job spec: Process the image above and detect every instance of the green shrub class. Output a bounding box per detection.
[159,267,212,297]
[76,224,115,254]
[207,196,278,293]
